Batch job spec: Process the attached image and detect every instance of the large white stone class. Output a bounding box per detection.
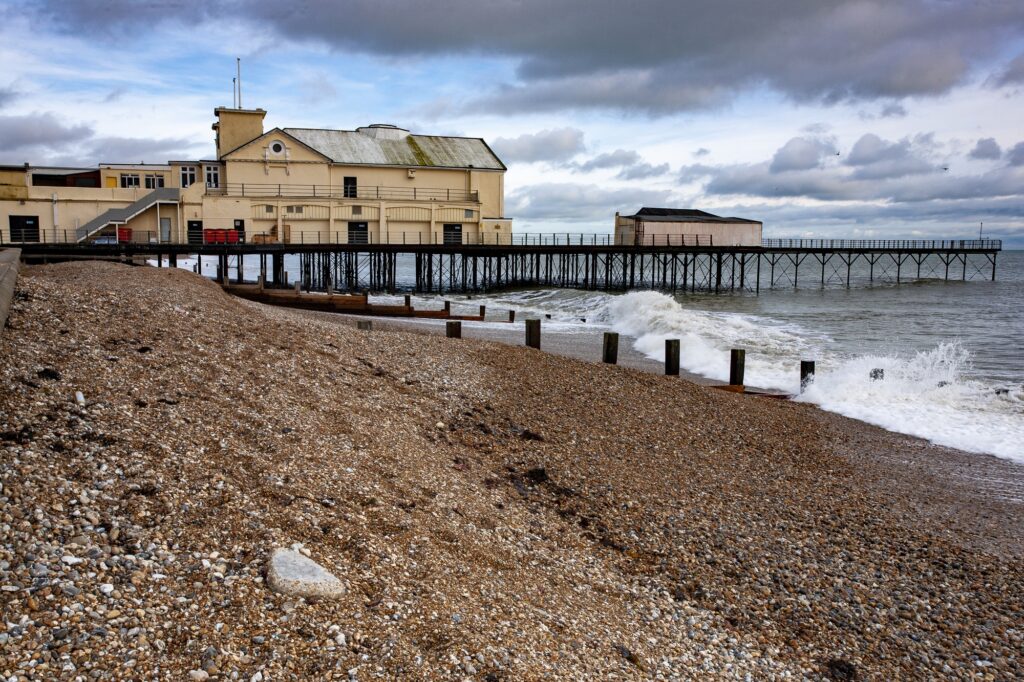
[266,548,345,599]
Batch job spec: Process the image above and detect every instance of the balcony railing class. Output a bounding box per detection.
[206,183,479,202]
[762,238,1002,250]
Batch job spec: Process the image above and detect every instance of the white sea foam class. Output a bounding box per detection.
[597,291,1023,463]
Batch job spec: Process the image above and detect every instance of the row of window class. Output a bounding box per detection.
[119,165,221,190]
[119,174,165,189]
[269,206,473,217]
[181,165,219,189]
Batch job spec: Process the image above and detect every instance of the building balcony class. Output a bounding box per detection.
[206,182,478,203]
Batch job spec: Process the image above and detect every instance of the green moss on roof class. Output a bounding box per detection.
[404,136,432,166]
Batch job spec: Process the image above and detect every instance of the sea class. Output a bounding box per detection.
[167,249,1024,463]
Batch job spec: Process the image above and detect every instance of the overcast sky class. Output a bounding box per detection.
[2,0,1023,243]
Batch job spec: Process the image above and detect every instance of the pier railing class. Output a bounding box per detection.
[1,232,1003,251]
[761,238,1002,250]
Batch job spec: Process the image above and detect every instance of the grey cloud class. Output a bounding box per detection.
[847,134,908,165]
[506,183,674,222]
[89,136,199,162]
[30,0,1024,115]
[0,112,93,151]
[490,128,585,163]
[1008,142,1024,166]
[880,103,908,118]
[678,164,716,183]
[570,149,671,180]
[769,137,837,173]
[575,149,640,172]
[969,138,1002,160]
[702,159,1023,203]
[0,110,205,165]
[693,148,710,157]
[723,198,1024,243]
[845,133,936,179]
[465,72,728,116]
[0,86,17,109]
[995,53,1024,85]
[103,88,127,103]
[617,162,670,180]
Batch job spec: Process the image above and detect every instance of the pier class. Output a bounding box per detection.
[9,235,1002,294]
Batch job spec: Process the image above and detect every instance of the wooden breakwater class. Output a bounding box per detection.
[221,283,490,321]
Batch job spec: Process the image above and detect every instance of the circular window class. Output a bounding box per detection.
[270,141,284,154]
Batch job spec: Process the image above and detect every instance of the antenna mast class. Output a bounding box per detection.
[232,77,237,108]
[236,58,242,109]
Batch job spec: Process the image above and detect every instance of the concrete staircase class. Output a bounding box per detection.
[76,188,180,242]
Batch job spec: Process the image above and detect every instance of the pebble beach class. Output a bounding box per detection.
[1,261,1022,680]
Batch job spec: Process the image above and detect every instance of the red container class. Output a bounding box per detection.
[226,229,239,244]
[117,227,132,242]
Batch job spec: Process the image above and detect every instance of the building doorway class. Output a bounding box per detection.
[347,221,368,244]
[187,220,203,245]
[160,217,171,243]
[442,223,462,244]
[9,216,40,243]
[343,176,357,198]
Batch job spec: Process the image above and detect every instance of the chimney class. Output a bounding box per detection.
[212,107,266,159]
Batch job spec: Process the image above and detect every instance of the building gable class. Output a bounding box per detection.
[221,128,332,163]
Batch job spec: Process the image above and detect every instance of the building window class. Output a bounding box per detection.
[145,174,165,189]
[343,176,357,198]
[270,141,284,154]
[264,205,274,214]
[464,209,473,219]
[352,205,362,216]
[180,166,196,188]
[205,165,220,188]
[120,173,140,188]
[286,205,303,214]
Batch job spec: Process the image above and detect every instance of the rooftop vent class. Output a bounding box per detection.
[356,124,410,140]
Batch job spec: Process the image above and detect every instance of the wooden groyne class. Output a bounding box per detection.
[221,283,489,321]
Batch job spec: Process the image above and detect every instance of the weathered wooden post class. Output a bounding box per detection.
[169,253,177,268]
[729,349,746,387]
[602,332,619,364]
[508,310,516,323]
[403,294,411,308]
[800,360,815,392]
[294,282,301,295]
[357,320,372,331]
[478,304,486,319]
[446,321,462,338]
[444,300,451,315]
[525,319,541,349]
[665,339,680,376]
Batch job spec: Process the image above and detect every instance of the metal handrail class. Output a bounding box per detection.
[0,231,1004,250]
[208,183,479,202]
[762,238,1002,250]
